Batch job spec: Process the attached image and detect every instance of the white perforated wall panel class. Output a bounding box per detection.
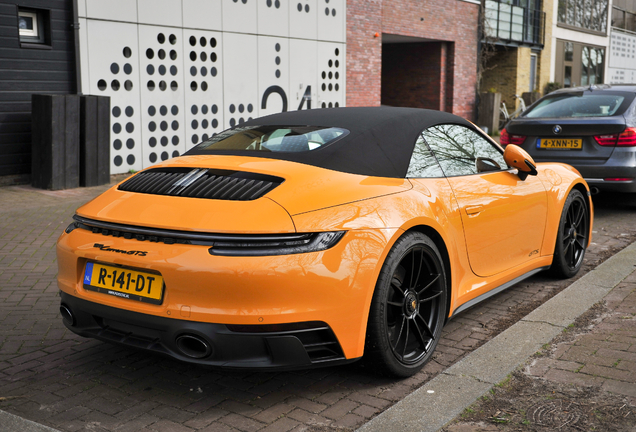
[317,42,344,108]
[84,0,137,22]
[289,39,318,111]
[289,0,317,40]
[257,0,289,38]
[183,0,223,31]
[258,36,290,116]
[223,33,259,128]
[223,0,257,34]
[317,0,345,42]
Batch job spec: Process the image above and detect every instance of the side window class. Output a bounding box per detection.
[422,124,508,177]
[406,134,444,178]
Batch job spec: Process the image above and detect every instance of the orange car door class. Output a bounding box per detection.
[422,124,548,277]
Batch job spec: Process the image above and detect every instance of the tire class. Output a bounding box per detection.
[550,189,589,278]
[364,232,447,377]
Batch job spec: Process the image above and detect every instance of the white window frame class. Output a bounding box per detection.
[18,11,39,38]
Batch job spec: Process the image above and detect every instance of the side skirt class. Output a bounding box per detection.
[449,266,550,319]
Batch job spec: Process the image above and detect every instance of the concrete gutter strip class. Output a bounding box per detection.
[358,241,636,432]
[0,410,62,432]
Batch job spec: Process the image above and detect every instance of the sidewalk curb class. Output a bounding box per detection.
[0,410,61,432]
[357,241,636,432]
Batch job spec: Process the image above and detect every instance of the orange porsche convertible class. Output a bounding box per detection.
[57,107,592,377]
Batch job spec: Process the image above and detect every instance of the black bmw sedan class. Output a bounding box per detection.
[500,84,636,194]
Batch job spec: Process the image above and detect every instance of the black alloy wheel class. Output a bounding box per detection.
[551,189,589,278]
[365,232,447,377]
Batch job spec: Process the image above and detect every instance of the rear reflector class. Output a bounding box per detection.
[604,178,634,182]
[499,128,526,146]
[594,127,636,147]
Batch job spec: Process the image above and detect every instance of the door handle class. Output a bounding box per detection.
[464,205,483,216]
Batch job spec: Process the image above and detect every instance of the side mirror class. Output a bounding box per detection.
[503,144,538,181]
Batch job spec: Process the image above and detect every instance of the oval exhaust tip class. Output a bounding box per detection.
[176,334,212,359]
[60,304,75,327]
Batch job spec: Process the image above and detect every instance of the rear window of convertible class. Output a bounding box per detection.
[523,92,635,118]
[191,126,349,153]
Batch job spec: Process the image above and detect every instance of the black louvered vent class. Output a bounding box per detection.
[118,168,284,201]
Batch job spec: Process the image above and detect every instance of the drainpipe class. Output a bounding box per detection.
[71,0,82,94]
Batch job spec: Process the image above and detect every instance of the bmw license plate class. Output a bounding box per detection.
[537,138,582,150]
[83,262,164,304]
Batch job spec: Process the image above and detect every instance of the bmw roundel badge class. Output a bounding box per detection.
[553,125,562,135]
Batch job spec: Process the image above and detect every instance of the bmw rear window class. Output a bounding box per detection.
[191,126,349,153]
[523,92,635,118]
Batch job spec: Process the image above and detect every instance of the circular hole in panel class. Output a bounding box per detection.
[328,60,333,67]
[322,102,326,108]
[297,3,302,11]
[210,38,217,48]
[321,71,326,79]
[238,104,245,113]
[200,67,207,76]
[148,106,156,116]
[210,52,217,62]
[190,81,198,91]
[202,119,209,128]
[229,118,236,127]
[126,138,135,149]
[171,81,178,90]
[212,119,219,128]
[321,83,326,91]
[267,0,272,6]
[123,47,132,58]
[328,102,333,108]
[332,8,336,16]
[275,56,281,65]
[147,64,155,75]
[335,48,340,56]
[97,79,107,90]
[326,0,329,3]
[190,51,197,61]
[211,67,217,77]
[191,120,199,129]
[148,121,157,132]
[201,105,208,114]
[329,71,333,79]
[169,34,177,44]
[328,83,333,91]
[229,104,236,113]
[114,155,123,166]
[110,63,119,74]
[335,102,339,107]
[200,52,207,62]
[171,120,179,131]
[161,151,169,161]
[273,69,279,77]
[325,7,329,15]
[113,139,122,150]
[275,43,281,52]
[200,37,207,47]
[157,33,165,44]
[202,133,209,141]
[192,134,199,144]
[111,80,120,90]
[124,80,133,91]
[112,106,121,117]
[159,65,166,75]
[239,117,244,124]
[146,48,154,59]
[275,0,280,7]
[190,66,197,76]
[150,152,157,162]
[170,65,177,75]
[172,135,179,145]
[160,121,168,131]
[212,104,218,114]
[335,60,340,67]
[171,105,179,115]
[191,105,198,114]
[125,106,134,117]
[242,0,247,4]
[189,36,196,46]
[159,81,167,91]
[161,136,169,146]
[247,104,253,112]
[147,80,155,91]
[158,49,166,60]
[149,137,157,147]
[201,82,208,91]
[160,105,168,115]
[335,71,340,79]
[305,4,310,12]
[335,83,340,91]
[172,150,179,158]
[170,50,177,60]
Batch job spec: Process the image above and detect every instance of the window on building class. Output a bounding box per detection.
[557,0,608,33]
[612,6,636,32]
[557,40,605,88]
[17,7,49,46]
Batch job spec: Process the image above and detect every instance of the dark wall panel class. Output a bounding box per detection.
[0,0,76,177]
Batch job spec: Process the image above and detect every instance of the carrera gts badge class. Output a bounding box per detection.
[94,243,148,256]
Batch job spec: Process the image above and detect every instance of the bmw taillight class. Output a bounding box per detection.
[499,128,526,146]
[594,127,636,147]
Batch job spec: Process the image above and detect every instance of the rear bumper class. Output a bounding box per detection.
[584,177,636,193]
[60,291,357,370]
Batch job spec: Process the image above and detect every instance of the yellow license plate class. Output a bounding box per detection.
[537,138,583,149]
[83,262,164,304]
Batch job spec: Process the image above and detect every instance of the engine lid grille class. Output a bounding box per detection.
[118,168,284,201]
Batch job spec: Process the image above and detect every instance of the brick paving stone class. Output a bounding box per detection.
[319,398,359,420]
[218,413,265,432]
[251,403,294,423]
[258,417,301,432]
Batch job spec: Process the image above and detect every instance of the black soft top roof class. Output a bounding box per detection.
[186,106,474,178]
